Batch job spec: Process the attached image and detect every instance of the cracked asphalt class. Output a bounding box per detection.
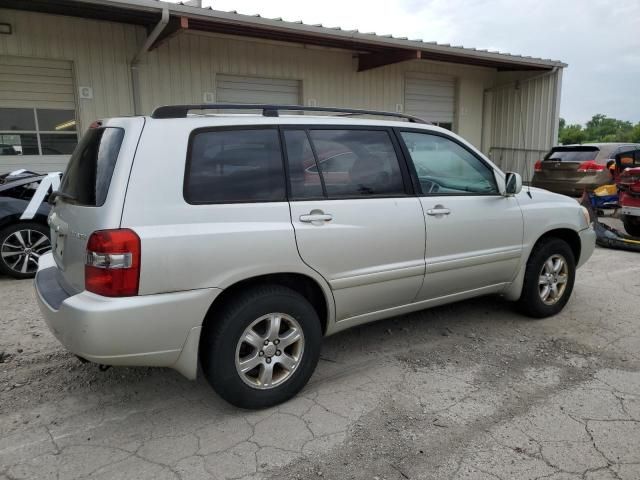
[1,244,639,480]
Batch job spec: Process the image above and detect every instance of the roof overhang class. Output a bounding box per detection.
[0,0,567,71]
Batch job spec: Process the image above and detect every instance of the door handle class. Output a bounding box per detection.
[426,206,451,216]
[299,211,333,223]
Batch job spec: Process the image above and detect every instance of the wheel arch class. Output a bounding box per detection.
[503,227,581,302]
[200,272,332,341]
[533,228,581,265]
[0,213,49,232]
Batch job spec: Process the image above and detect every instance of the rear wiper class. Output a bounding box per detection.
[48,191,77,204]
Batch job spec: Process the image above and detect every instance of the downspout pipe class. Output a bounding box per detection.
[131,7,170,115]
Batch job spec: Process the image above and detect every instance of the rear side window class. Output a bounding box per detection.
[185,128,285,204]
[58,127,124,207]
[545,147,599,163]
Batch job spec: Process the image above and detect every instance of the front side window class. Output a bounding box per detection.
[401,131,498,195]
[286,129,405,199]
[0,107,77,156]
[185,128,285,204]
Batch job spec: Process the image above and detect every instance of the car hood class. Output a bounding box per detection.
[518,186,579,204]
[0,175,47,194]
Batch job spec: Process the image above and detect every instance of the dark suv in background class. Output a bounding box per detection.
[532,143,640,196]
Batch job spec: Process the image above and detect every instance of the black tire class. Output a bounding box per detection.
[0,222,51,279]
[200,285,322,409]
[622,215,640,238]
[517,238,576,318]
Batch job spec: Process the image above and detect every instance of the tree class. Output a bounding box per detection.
[558,114,639,144]
[585,114,633,141]
[558,118,586,145]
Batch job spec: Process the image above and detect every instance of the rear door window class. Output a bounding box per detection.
[58,127,124,207]
[185,128,285,204]
[285,129,406,199]
[545,147,599,163]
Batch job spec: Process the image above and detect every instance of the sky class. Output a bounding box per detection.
[195,0,640,126]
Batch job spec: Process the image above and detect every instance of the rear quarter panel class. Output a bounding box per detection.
[47,117,146,292]
[120,119,334,307]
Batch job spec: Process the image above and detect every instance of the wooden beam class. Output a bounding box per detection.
[149,16,189,51]
[358,50,421,72]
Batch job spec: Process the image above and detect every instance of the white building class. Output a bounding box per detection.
[0,0,565,177]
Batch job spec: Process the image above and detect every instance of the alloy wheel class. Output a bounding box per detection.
[538,254,569,306]
[235,313,305,389]
[1,229,51,275]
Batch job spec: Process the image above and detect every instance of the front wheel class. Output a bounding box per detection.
[200,285,322,409]
[517,238,576,318]
[622,215,640,237]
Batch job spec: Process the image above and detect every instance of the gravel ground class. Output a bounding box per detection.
[1,238,639,480]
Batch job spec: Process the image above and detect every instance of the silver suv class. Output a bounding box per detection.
[35,105,596,409]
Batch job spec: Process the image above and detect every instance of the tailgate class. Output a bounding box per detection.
[539,146,601,181]
[48,117,145,293]
[539,160,584,181]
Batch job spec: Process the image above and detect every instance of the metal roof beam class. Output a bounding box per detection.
[149,16,189,51]
[357,50,422,72]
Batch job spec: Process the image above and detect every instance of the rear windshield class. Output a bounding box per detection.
[58,127,124,206]
[544,146,599,163]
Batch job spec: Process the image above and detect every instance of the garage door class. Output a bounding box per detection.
[216,74,301,105]
[404,73,456,130]
[0,55,78,174]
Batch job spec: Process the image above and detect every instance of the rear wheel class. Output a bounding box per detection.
[517,238,576,318]
[622,215,640,237]
[200,285,322,409]
[0,222,51,279]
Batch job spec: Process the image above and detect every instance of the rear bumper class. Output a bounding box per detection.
[577,226,596,268]
[621,205,640,218]
[532,179,603,197]
[34,253,220,379]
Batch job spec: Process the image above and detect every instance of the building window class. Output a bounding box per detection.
[0,107,78,156]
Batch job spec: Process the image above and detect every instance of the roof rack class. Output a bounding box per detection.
[150,104,427,123]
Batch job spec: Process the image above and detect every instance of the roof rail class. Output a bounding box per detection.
[150,104,427,123]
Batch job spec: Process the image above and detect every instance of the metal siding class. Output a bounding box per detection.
[0,8,137,132]
[0,8,138,171]
[137,31,496,147]
[0,10,561,177]
[488,70,562,180]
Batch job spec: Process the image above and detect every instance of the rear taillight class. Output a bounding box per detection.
[85,229,140,297]
[534,160,543,172]
[577,161,604,173]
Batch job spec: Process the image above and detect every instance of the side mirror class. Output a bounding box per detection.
[504,172,523,195]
